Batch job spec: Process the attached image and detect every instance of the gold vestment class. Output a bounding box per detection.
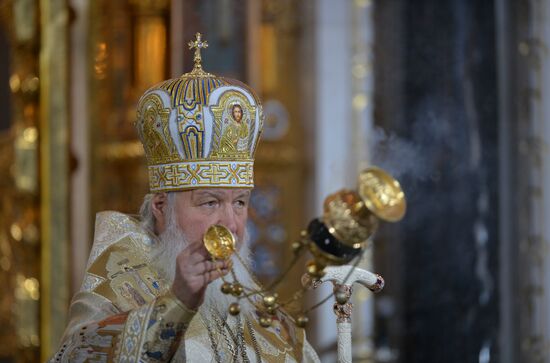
[50,212,319,362]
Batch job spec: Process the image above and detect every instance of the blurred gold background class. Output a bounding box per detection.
[0,0,311,361]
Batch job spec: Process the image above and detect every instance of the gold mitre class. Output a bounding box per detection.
[135,33,263,192]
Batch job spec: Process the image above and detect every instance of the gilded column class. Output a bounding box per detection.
[0,1,42,361]
[129,0,170,93]
[39,0,70,360]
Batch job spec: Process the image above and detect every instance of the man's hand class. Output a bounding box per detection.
[171,241,232,310]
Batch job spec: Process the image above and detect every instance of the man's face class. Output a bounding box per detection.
[172,188,251,247]
[232,106,243,122]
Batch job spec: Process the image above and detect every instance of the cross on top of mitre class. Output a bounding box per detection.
[188,32,209,75]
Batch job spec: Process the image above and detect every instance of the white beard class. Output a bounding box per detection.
[151,216,258,316]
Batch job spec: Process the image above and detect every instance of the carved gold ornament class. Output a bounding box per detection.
[358,167,406,222]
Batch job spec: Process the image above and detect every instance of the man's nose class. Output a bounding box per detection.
[218,204,238,236]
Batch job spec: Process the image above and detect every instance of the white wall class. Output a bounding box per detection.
[313,1,352,358]
[312,0,376,360]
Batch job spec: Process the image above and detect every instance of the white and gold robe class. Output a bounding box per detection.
[50,212,319,362]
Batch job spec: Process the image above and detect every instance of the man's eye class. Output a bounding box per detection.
[235,200,247,208]
[202,200,218,207]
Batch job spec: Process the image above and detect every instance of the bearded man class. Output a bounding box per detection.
[49,35,320,362]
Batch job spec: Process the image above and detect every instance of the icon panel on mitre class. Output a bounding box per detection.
[208,88,258,159]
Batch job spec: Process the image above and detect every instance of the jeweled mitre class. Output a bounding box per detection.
[135,34,263,192]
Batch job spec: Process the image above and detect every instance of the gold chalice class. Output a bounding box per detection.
[203,224,235,260]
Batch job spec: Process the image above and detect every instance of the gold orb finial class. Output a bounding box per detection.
[259,316,273,328]
[229,302,241,316]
